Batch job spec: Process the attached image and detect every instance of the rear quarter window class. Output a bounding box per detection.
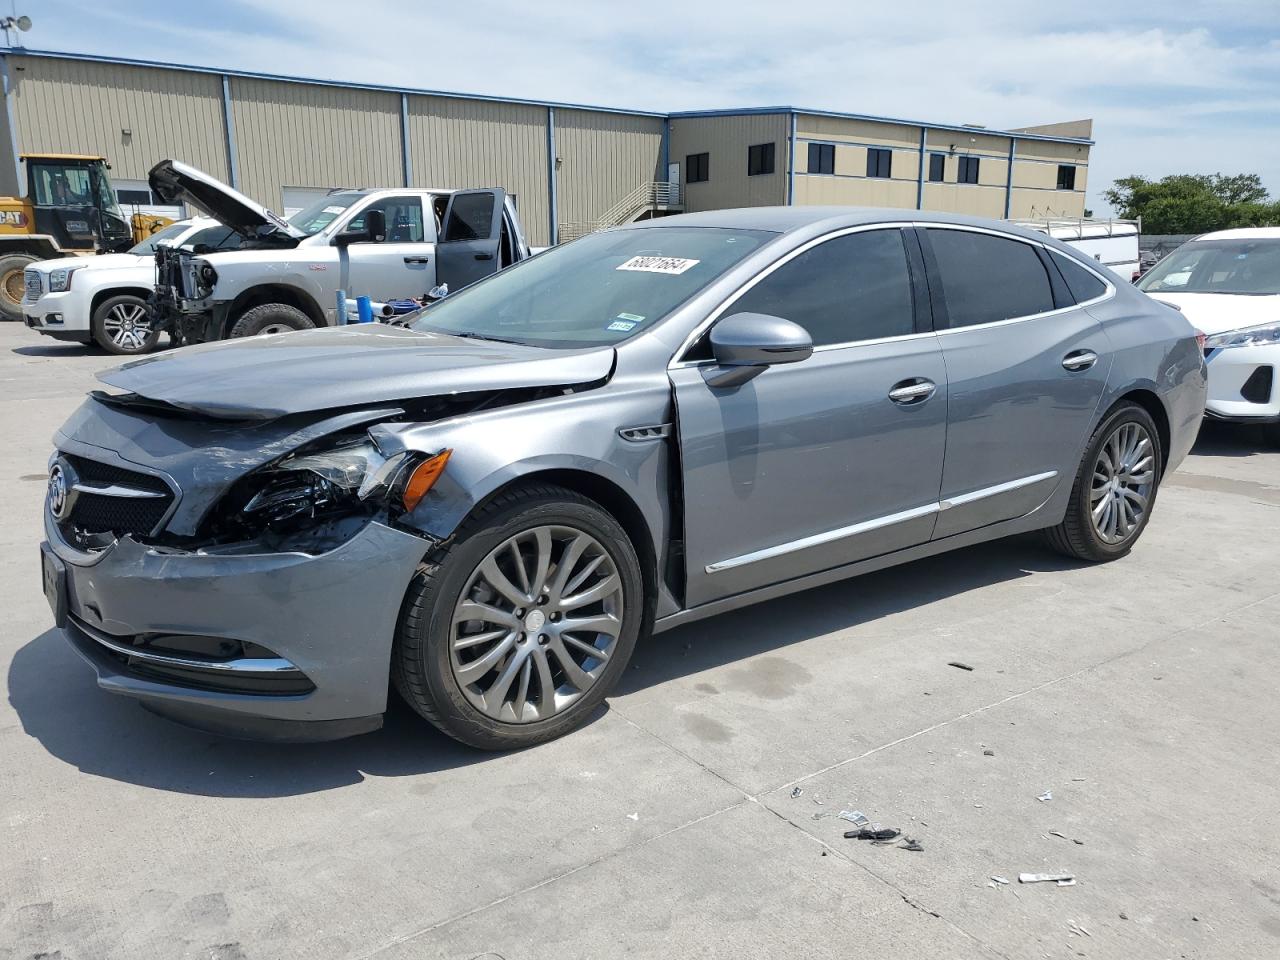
[1052,252,1109,304]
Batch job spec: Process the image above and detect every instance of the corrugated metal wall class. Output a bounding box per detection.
[230,77,402,210]
[554,110,664,226]
[5,54,229,183]
[669,113,788,212]
[408,96,550,247]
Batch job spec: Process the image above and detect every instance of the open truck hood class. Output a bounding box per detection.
[148,159,307,244]
[97,324,615,419]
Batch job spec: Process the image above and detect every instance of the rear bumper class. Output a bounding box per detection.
[47,514,431,741]
[1204,343,1279,421]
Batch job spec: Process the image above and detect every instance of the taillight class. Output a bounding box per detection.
[1194,330,1207,352]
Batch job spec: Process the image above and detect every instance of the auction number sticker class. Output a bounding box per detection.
[616,256,700,275]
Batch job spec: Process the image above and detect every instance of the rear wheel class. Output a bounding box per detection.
[1045,402,1162,562]
[0,253,37,321]
[227,302,314,338]
[392,484,644,750]
[92,294,161,354]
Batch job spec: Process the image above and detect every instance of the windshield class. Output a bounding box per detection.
[287,193,363,236]
[411,227,776,348]
[1138,239,1280,295]
[129,221,193,254]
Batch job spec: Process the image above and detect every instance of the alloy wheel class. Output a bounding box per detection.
[103,302,153,351]
[1090,421,1155,544]
[450,524,625,724]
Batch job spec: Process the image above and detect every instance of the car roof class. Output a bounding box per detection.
[1193,227,1280,241]
[624,206,1056,243]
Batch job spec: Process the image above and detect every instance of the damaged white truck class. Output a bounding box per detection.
[147,160,532,345]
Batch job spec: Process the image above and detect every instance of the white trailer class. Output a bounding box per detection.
[1015,218,1141,284]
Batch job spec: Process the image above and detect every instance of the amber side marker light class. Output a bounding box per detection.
[402,449,452,512]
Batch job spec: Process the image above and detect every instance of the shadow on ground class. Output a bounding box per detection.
[10,343,98,358]
[1192,420,1277,457]
[9,534,1073,798]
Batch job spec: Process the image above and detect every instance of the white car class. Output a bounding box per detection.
[1137,227,1280,441]
[22,218,243,354]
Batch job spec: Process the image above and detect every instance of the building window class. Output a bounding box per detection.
[687,153,709,183]
[928,153,945,182]
[748,142,775,176]
[808,143,835,175]
[866,148,892,179]
[1057,165,1077,190]
[116,188,152,205]
[957,156,980,184]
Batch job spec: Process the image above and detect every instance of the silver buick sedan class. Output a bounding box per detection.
[41,208,1206,749]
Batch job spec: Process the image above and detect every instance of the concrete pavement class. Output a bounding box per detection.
[2,324,1278,960]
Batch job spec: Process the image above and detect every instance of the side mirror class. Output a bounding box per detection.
[334,208,386,246]
[706,312,812,386]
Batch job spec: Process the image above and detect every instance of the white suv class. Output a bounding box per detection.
[22,218,242,354]
[1137,227,1280,442]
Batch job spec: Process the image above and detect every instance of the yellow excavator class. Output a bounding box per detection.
[0,153,173,320]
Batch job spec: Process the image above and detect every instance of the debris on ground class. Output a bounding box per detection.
[791,787,803,798]
[1049,830,1085,845]
[990,876,1010,885]
[900,837,924,852]
[1037,790,1053,802]
[983,749,995,756]
[626,812,639,821]
[948,661,974,671]
[844,827,900,841]
[838,810,869,826]
[1119,911,1129,920]
[1068,920,1092,937]
[1019,872,1075,885]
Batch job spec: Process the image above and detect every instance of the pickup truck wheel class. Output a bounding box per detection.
[392,484,643,750]
[228,303,315,338]
[0,253,37,321]
[91,295,161,355]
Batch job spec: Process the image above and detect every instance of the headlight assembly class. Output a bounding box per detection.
[48,267,80,292]
[1204,321,1280,350]
[233,436,451,533]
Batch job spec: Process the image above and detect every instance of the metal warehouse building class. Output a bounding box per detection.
[0,48,1092,247]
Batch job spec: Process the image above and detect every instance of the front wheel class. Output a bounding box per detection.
[92,294,161,355]
[1045,402,1163,562]
[227,302,315,338]
[392,484,644,750]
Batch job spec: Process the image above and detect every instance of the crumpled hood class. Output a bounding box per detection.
[1146,292,1280,335]
[97,324,616,419]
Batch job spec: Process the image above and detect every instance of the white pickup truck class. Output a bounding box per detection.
[1014,217,1141,284]
[147,160,532,345]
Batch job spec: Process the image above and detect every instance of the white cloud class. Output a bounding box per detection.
[27,0,1280,212]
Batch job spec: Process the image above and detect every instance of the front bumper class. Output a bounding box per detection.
[23,289,92,340]
[45,513,430,741]
[1204,343,1279,422]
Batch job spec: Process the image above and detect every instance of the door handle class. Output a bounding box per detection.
[473,253,495,261]
[403,256,430,264]
[888,378,936,405]
[1062,349,1098,372]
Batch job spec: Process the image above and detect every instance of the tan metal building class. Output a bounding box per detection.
[0,48,1091,247]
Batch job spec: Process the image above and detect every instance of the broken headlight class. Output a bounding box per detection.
[240,438,412,528]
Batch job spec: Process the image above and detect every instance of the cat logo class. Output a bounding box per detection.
[0,210,28,227]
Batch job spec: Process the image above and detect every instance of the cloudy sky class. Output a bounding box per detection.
[14,0,1280,213]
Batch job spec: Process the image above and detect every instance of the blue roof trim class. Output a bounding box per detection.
[0,46,668,118]
[0,47,1093,145]
[669,106,1094,146]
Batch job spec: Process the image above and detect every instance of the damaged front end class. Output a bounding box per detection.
[150,245,223,345]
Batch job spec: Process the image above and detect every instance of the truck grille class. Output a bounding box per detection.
[60,454,176,538]
[24,270,42,300]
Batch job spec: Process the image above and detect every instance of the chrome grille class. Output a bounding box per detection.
[24,270,42,301]
[58,454,175,538]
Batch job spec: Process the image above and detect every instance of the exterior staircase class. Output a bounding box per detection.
[558,181,682,242]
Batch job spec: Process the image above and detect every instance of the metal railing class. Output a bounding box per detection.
[1013,214,1142,240]
[559,181,682,242]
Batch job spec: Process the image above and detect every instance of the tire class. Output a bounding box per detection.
[1045,401,1163,562]
[392,483,644,750]
[91,294,161,355]
[227,302,314,338]
[0,253,37,322]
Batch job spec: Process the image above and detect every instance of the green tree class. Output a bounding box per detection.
[1103,173,1279,234]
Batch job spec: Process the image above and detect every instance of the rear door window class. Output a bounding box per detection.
[927,229,1055,327]
[728,228,916,347]
[347,197,427,243]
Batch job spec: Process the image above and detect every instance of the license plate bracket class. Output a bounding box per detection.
[40,542,67,629]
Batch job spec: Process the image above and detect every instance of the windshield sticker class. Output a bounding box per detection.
[606,312,645,332]
[616,256,700,275]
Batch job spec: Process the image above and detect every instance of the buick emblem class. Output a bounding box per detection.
[48,459,76,521]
